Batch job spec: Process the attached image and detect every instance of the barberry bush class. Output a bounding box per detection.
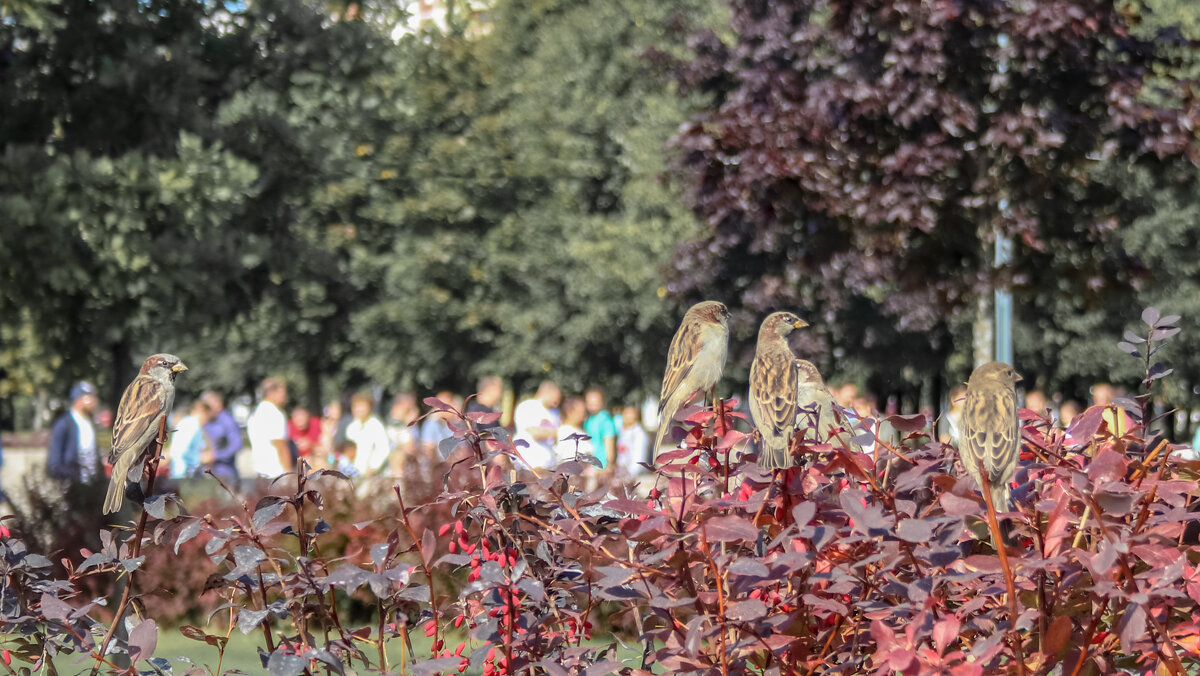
[2,308,1199,675]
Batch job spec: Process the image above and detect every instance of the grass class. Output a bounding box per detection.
[155,627,437,673]
[151,625,644,674]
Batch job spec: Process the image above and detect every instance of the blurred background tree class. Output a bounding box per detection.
[2,0,1199,430]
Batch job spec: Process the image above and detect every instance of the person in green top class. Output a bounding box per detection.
[584,387,619,469]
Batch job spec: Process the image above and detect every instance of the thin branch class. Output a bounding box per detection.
[978,459,1025,676]
[90,416,168,676]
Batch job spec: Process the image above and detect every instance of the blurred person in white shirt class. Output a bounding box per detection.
[553,396,592,465]
[248,378,291,478]
[513,381,561,469]
[346,392,391,476]
[617,405,650,475]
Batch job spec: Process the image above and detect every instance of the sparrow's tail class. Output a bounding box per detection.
[757,440,795,471]
[103,451,136,514]
[652,411,674,463]
[989,482,1016,546]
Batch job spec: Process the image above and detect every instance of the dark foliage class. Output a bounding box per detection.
[667,0,1200,383]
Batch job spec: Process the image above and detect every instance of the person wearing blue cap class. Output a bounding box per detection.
[47,381,102,484]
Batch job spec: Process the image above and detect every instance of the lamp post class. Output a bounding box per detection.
[994,226,1013,366]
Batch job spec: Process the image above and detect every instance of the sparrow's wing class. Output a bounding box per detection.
[797,384,863,453]
[659,318,703,412]
[961,386,1018,486]
[750,353,800,442]
[109,375,168,462]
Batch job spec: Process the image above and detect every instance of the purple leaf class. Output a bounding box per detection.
[886,413,928,433]
[175,519,203,555]
[703,515,759,543]
[1116,341,1141,357]
[1118,603,1146,653]
[252,501,287,531]
[932,615,960,655]
[128,619,158,664]
[1088,450,1129,483]
[726,599,768,621]
[40,593,71,622]
[896,518,935,543]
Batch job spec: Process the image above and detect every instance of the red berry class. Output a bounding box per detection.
[438,523,452,536]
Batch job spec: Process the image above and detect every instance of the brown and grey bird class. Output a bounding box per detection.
[959,361,1022,514]
[654,301,730,453]
[104,353,188,514]
[750,312,862,470]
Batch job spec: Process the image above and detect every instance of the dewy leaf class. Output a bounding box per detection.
[237,608,269,635]
[1087,449,1129,483]
[143,494,169,520]
[175,519,203,555]
[78,551,113,572]
[307,648,345,675]
[225,545,266,580]
[252,502,287,531]
[267,649,307,676]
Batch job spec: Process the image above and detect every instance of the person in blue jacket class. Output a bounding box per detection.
[47,381,102,485]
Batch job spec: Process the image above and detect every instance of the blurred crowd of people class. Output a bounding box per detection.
[156,377,657,483]
[29,372,1158,497]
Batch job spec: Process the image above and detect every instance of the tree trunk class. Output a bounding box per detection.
[306,363,322,414]
[33,387,48,431]
[110,339,133,411]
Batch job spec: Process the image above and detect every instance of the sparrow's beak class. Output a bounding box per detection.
[792,319,809,329]
[1014,372,1023,382]
[172,362,189,374]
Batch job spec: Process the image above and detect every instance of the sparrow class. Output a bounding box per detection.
[104,353,188,514]
[751,312,861,470]
[654,301,730,453]
[959,361,1022,514]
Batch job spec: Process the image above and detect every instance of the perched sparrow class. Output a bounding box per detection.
[751,312,860,470]
[104,354,188,514]
[959,361,1022,513]
[654,301,730,453]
